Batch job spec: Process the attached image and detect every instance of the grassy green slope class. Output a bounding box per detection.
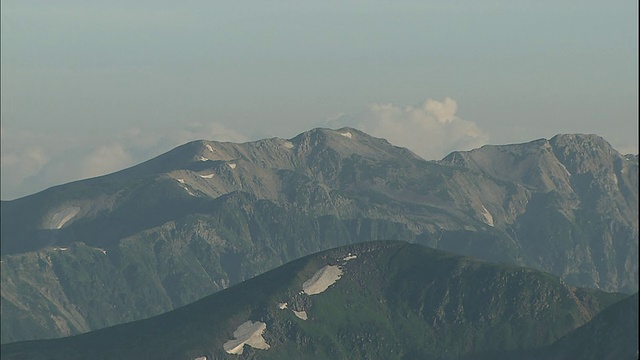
[533,292,638,360]
[2,241,625,360]
[1,193,421,343]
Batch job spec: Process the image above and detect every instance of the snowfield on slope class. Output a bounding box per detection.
[282,140,294,149]
[293,310,308,320]
[340,131,353,138]
[480,205,494,227]
[48,207,81,229]
[223,321,270,354]
[302,265,343,295]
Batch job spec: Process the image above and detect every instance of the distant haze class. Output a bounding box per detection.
[1,1,637,200]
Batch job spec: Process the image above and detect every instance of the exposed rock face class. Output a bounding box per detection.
[440,134,638,294]
[1,129,637,343]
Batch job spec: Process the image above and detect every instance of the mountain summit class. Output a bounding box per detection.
[1,128,637,343]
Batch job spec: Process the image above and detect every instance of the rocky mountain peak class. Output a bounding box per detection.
[290,127,420,162]
[439,137,572,193]
[549,134,621,175]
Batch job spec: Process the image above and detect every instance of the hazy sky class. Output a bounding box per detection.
[1,1,638,200]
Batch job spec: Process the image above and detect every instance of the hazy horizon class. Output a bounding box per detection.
[2,1,638,200]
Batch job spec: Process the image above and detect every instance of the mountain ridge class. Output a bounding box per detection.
[1,127,637,343]
[1,241,629,360]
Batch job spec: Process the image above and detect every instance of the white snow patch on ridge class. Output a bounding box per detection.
[293,310,308,320]
[282,141,294,149]
[278,302,288,310]
[223,321,270,355]
[343,253,357,261]
[198,156,210,162]
[206,144,213,152]
[302,265,343,295]
[177,178,185,184]
[228,163,237,169]
[559,162,571,177]
[480,205,494,227]
[199,173,215,179]
[49,207,81,229]
[340,131,352,139]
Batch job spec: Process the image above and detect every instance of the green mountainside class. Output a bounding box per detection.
[1,241,629,360]
[1,128,637,343]
[530,292,638,360]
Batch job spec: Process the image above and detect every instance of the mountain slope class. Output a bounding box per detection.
[533,292,638,360]
[440,134,638,291]
[1,241,627,360]
[1,128,637,343]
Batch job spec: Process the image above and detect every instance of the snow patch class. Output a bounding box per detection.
[182,187,196,196]
[177,178,185,184]
[194,357,207,360]
[206,144,214,152]
[293,310,308,320]
[340,131,353,139]
[223,321,270,355]
[278,302,288,310]
[198,156,210,162]
[50,207,81,229]
[558,162,571,177]
[53,247,69,251]
[342,253,357,261]
[199,173,215,179]
[228,163,237,169]
[282,140,294,149]
[480,205,494,227]
[302,265,343,295]
[96,248,107,255]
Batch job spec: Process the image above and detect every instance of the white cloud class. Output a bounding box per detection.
[0,122,248,200]
[424,97,457,123]
[1,128,52,197]
[178,122,250,144]
[358,97,489,160]
[324,112,351,128]
[1,108,487,199]
[80,143,134,179]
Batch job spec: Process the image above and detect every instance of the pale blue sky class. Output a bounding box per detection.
[1,1,638,199]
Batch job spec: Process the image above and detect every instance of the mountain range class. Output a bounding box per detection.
[2,241,634,359]
[1,127,637,344]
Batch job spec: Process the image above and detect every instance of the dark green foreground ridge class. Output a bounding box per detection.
[530,292,638,360]
[2,241,631,360]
